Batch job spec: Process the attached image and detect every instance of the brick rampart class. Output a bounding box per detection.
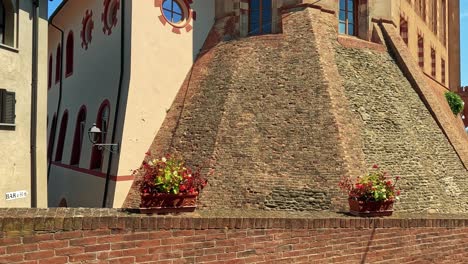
[0,209,467,263]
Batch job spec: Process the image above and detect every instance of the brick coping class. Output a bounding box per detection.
[0,209,468,233]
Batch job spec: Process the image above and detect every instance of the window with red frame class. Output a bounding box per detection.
[47,114,57,162]
[65,31,74,77]
[90,102,110,170]
[418,34,424,68]
[48,55,52,89]
[441,58,446,84]
[431,48,436,78]
[400,16,408,45]
[55,44,61,83]
[70,107,87,166]
[55,111,69,162]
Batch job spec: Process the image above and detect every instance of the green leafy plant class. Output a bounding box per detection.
[339,165,400,202]
[139,153,209,195]
[445,91,464,115]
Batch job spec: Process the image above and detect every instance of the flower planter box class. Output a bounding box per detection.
[140,193,198,214]
[348,198,394,217]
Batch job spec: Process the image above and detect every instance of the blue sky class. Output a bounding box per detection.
[461,1,468,86]
[48,1,467,85]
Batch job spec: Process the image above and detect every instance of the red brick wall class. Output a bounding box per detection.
[0,209,467,263]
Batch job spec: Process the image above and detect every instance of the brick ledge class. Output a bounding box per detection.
[0,209,467,234]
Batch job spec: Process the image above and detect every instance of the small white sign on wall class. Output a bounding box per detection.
[5,190,28,201]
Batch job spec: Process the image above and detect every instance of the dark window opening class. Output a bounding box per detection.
[48,55,52,89]
[418,35,424,68]
[0,89,15,124]
[441,0,446,45]
[0,1,5,44]
[48,114,57,161]
[0,0,14,47]
[55,111,69,162]
[66,32,74,77]
[90,102,110,170]
[70,107,87,166]
[56,44,61,83]
[339,0,357,36]
[431,48,436,78]
[249,0,272,35]
[432,1,438,35]
[400,16,408,45]
[441,58,446,84]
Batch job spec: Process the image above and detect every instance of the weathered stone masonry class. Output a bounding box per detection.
[125,7,468,214]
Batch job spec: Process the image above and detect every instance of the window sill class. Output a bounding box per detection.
[0,43,19,53]
[0,123,16,130]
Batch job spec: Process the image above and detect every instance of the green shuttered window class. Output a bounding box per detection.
[0,89,15,125]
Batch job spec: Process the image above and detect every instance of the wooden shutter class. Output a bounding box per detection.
[4,91,15,124]
[0,89,15,124]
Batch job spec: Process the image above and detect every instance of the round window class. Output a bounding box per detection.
[162,0,187,25]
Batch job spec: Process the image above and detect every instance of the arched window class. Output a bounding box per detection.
[90,101,110,170]
[47,114,57,162]
[400,16,408,45]
[55,111,69,162]
[58,198,68,207]
[431,48,436,78]
[0,0,14,46]
[65,31,74,77]
[55,44,61,83]
[418,34,424,68]
[48,55,52,89]
[338,0,357,36]
[70,106,87,166]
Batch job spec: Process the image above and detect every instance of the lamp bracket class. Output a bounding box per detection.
[94,143,119,153]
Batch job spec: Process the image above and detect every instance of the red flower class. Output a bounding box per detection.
[372,164,379,169]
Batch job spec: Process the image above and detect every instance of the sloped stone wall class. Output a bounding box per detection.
[333,27,468,213]
[124,6,468,213]
[169,8,348,210]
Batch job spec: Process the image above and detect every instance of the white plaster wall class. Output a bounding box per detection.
[47,0,122,207]
[114,0,216,207]
[0,0,48,208]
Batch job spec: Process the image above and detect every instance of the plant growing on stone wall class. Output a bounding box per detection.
[339,165,400,202]
[444,91,464,115]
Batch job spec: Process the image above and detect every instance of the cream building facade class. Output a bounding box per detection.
[47,0,215,208]
[47,0,460,208]
[0,0,48,208]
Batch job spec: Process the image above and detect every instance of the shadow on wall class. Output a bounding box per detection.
[101,0,133,208]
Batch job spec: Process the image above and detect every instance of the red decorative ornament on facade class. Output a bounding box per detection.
[155,0,196,34]
[81,10,94,50]
[102,0,120,35]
